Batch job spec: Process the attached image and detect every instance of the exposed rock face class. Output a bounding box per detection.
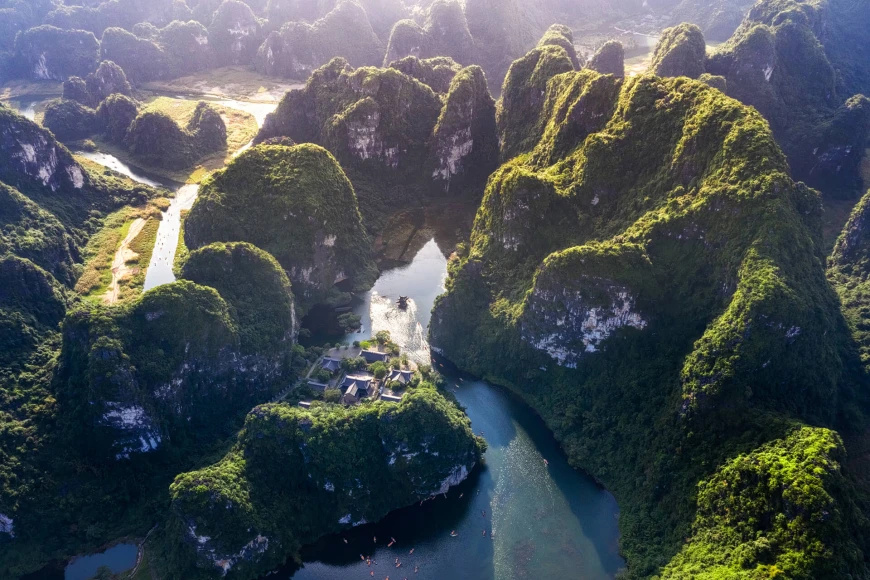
[519,245,651,368]
[430,66,498,192]
[257,58,443,174]
[432,51,860,576]
[383,0,475,66]
[586,40,625,77]
[707,0,870,196]
[55,281,252,461]
[496,38,575,161]
[257,58,497,198]
[168,386,484,578]
[255,0,382,79]
[13,25,100,81]
[209,0,264,66]
[42,99,99,142]
[650,23,707,79]
[388,55,461,94]
[184,143,378,311]
[0,104,88,194]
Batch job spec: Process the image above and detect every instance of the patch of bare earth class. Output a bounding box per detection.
[104,218,146,305]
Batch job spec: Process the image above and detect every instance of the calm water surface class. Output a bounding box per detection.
[279,240,624,580]
[63,543,137,580]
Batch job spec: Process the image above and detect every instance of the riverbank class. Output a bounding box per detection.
[140,66,303,103]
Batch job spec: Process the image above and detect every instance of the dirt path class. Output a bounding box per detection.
[103,218,146,305]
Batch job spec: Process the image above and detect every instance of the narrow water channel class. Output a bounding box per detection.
[278,239,624,580]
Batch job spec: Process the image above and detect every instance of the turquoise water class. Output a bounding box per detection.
[276,238,624,579]
[64,543,137,580]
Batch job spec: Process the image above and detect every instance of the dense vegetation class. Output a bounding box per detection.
[643,0,870,199]
[180,241,298,355]
[184,143,378,311]
[157,384,484,578]
[431,33,870,578]
[256,57,499,230]
[0,104,168,576]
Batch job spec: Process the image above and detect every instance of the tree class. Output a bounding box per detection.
[369,361,388,379]
[323,388,341,403]
[316,369,332,383]
[375,330,392,344]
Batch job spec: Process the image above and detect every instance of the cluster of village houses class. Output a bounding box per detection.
[300,348,415,408]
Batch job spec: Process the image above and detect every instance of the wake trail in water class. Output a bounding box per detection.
[369,292,431,365]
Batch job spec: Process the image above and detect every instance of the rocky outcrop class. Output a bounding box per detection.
[431,46,861,577]
[96,93,140,144]
[383,0,475,66]
[650,23,707,79]
[209,0,264,66]
[586,40,625,77]
[537,24,581,70]
[63,60,133,108]
[100,27,169,83]
[0,183,79,286]
[257,58,443,173]
[125,102,227,170]
[56,282,241,461]
[0,103,87,194]
[707,0,870,197]
[255,0,383,79]
[87,60,134,102]
[257,57,498,198]
[180,242,298,354]
[42,99,98,143]
[429,66,498,192]
[496,36,576,161]
[168,386,484,578]
[13,25,100,81]
[829,188,870,374]
[158,19,213,76]
[388,55,461,94]
[184,143,378,311]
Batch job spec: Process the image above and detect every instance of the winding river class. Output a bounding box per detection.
[7,97,623,580]
[279,240,624,580]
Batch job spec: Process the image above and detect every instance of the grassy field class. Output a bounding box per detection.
[93,96,258,183]
[75,197,168,304]
[140,65,303,102]
[0,79,62,100]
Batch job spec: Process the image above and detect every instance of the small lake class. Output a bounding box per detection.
[63,543,137,580]
[275,238,624,579]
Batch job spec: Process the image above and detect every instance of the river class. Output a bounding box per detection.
[7,96,623,580]
[277,239,624,580]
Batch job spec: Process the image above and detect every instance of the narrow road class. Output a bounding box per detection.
[103,218,146,305]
